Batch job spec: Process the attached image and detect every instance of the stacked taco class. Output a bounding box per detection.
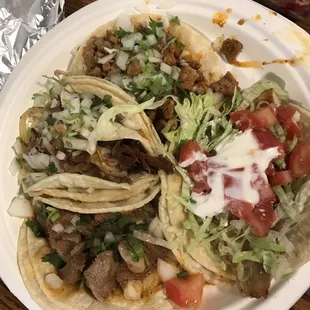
[8,12,310,310]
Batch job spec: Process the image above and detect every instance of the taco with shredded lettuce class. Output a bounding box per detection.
[158,79,310,300]
[68,13,223,140]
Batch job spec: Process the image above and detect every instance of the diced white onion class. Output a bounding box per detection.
[122,77,133,90]
[41,127,49,136]
[52,223,64,233]
[148,57,162,63]
[116,13,134,32]
[152,49,162,59]
[103,47,118,54]
[133,45,140,54]
[12,139,23,156]
[80,127,91,139]
[133,230,171,249]
[9,158,21,176]
[134,3,150,13]
[122,33,143,51]
[42,137,54,154]
[149,216,164,238]
[82,107,92,115]
[110,73,123,87]
[56,151,66,160]
[45,273,64,289]
[23,153,50,170]
[30,172,48,182]
[64,224,76,234]
[116,51,129,71]
[70,242,85,256]
[50,98,60,108]
[97,53,116,64]
[146,34,157,46]
[8,197,34,218]
[104,232,116,244]
[52,109,70,121]
[157,258,180,282]
[156,27,165,38]
[124,280,143,301]
[33,93,49,107]
[180,50,190,58]
[160,62,172,75]
[99,106,109,114]
[70,214,80,226]
[81,97,92,109]
[171,66,181,80]
[46,132,53,142]
[69,98,80,114]
[83,115,97,129]
[135,53,148,62]
[63,137,88,151]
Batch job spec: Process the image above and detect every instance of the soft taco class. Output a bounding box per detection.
[68,13,223,139]
[158,78,310,299]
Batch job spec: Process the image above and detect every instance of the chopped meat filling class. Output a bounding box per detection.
[209,71,239,96]
[126,60,142,77]
[179,66,200,90]
[220,38,243,64]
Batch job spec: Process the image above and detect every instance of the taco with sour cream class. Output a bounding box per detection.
[158,78,310,300]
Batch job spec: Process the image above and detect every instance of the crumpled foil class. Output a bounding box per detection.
[0,0,65,90]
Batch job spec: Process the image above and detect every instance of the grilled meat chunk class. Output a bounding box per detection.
[220,38,243,64]
[209,71,238,96]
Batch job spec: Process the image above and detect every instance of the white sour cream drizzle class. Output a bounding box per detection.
[182,130,279,219]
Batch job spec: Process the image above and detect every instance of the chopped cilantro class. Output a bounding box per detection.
[90,243,106,257]
[46,116,56,125]
[177,270,189,278]
[76,214,93,226]
[92,95,112,108]
[190,198,197,204]
[26,220,45,238]
[42,252,66,269]
[149,77,172,96]
[170,16,180,25]
[126,235,144,262]
[146,18,163,37]
[117,215,132,231]
[139,39,151,50]
[175,38,185,48]
[116,28,132,38]
[48,161,57,173]
[79,278,85,289]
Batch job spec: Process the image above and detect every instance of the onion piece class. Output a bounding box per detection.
[146,34,157,46]
[171,66,181,80]
[50,98,60,108]
[81,97,92,109]
[9,158,21,176]
[148,56,162,63]
[118,241,145,273]
[30,172,48,182]
[133,230,171,249]
[122,33,143,50]
[52,109,70,122]
[135,53,148,62]
[160,62,172,75]
[152,49,162,59]
[42,137,54,154]
[56,151,66,161]
[110,73,123,87]
[104,232,116,244]
[122,77,133,90]
[103,47,118,54]
[133,45,140,54]
[134,4,150,13]
[116,13,134,32]
[12,139,23,156]
[80,127,91,139]
[23,153,50,170]
[98,53,116,64]
[70,214,80,226]
[52,223,64,233]
[63,137,88,151]
[116,51,129,70]
[157,258,180,282]
[45,273,64,289]
[8,197,34,218]
[124,280,143,301]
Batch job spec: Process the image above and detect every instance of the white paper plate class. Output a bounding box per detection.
[1,0,310,309]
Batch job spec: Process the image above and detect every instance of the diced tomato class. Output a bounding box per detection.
[165,274,204,309]
[230,110,263,131]
[179,141,202,164]
[230,106,278,131]
[252,176,276,205]
[252,128,284,157]
[248,203,276,237]
[276,106,297,122]
[188,162,211,194]
[288,141,310,178]
[270,170,294,186]
[265,162,276,177]
[283,120,302,140]
[228,200,275,237]
[252,106,278,127]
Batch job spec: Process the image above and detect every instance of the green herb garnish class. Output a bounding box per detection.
[126,235,144,262]
[146,18,163,37]
[177,270,189,278]
[42,252,66,269]
[76,214,93,226]
[26,220,45,237]
[48,162,57,173]
[116,28,132,38]
[46,116,56,125]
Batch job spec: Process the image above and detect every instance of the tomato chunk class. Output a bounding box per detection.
[270,170,294,186]
[276,106,297,122]
[288,141,310,178]
[283,120,302,140]
[165,274,204,309]
[252,128,284,157]
[179,141,202,164]
[252,106,278,127]
[253,176,276,205]
[265,162,276,177]
[230,106,277,131]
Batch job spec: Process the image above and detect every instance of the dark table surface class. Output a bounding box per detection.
[1,0,310,309]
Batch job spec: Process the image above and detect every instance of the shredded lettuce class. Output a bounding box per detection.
[239,80,290,110]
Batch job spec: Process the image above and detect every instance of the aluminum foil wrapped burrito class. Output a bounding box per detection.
[0,0,65,90]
